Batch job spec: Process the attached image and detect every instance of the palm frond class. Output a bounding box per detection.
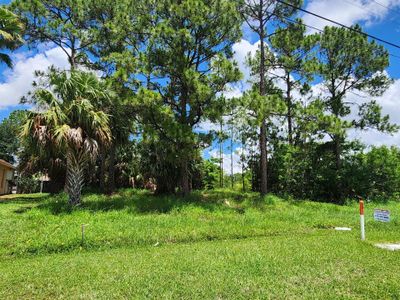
[0,7,24,68]
[53,124,71,146]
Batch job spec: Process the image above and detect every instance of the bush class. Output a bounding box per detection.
[17,175,40,194]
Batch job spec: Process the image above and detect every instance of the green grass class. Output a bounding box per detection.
[1,189,400,299]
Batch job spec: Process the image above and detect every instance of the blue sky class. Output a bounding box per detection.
[1,0,400,171]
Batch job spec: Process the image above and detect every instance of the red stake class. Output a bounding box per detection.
[359,200,364,215]
[360,199,365,241]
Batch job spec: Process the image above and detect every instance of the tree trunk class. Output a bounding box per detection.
[286,74,293,145]
[231,125,234,189]
[88,161,96,187]
[260,121,268,196]
[241,133,246,192]
[181,159,190,197]
[242,165,245,192]
[259,7,268,196]
[108,143,116,194]
[334,134,343,203]
[66,149,86,206]
[334,138,341,171]
[219,122,224,188]
[99,146,106,193]
[69,48,76,70]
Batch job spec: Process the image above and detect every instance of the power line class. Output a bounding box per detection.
[370,0,400,24]
[275,0,400,50]
[284,16,323,33]
[281,15,323,33]
[341,0,373,11]
[340,0,400,28]
[281,16,400,60]
[370,0,390,10]
[342,0,400,26]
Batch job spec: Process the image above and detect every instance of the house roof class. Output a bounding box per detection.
[0,159,16,170]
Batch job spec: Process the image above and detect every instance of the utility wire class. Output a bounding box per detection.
[342,0,400,25]
[275,0,400,50]
[280,16,400,60]
[370,0,391,10]
[370,0,400,21]
[283,16,324,33]
[340,0,400,28]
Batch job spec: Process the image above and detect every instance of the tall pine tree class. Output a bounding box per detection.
[241,0,301,195]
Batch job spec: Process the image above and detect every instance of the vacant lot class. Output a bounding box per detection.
[1,190,400,299]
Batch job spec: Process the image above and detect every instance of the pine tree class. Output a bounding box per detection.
[137,0,242,195]
[240,0,302,195]
[316,25,397,202]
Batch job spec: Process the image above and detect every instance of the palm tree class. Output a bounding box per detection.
[22,70,112,205]
[0,7,24,68]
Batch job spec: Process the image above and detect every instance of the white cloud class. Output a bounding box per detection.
[304,0,400,33]
[349,78,400,146]
[231,38,288,92]
[196,119,220,133]
[309,76,400,146]
[232,39,260,84]
[197,39,259,133]
[223,85,243,99]
[208,146,247,174]
[196,115,235,134]
[0,47,69,109]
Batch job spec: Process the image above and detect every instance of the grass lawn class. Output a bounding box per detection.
[1,189,400,299]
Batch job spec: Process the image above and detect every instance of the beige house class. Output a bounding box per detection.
[0,160,15,195]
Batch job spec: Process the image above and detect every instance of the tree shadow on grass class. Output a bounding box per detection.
[0,194,51,205]
[34,189,254,215]
[13,206,34,214]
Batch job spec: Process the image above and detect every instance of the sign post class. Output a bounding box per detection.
[360,199,365,241]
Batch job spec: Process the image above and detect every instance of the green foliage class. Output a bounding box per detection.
[345,146,400,201]
[16,174,39,194]
[12,0,96,68]
[0,6,24,67]
[238,0,304,196]
[316,25,394,136]
[270,19,319,145]
[268,142,400,203]
[199,158,220,190]
[0,110,27,164]
[310,25,397,202]
[21,70,113,204]
[6,0,400,203]
[4,5,400,297]
[136,138,181,194]
[133,0,242,194]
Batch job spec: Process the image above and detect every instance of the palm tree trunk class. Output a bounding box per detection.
[66,149,86,206]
